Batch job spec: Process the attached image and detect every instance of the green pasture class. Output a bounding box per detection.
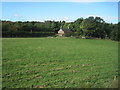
[2,37,118,88]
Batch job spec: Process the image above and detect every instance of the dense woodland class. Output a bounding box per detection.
[1,16,120,41]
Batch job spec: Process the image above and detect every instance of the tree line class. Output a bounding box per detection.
[1,16,119,41]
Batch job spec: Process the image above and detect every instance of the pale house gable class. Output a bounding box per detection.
[58,29,64,34]
[57,28,72,36]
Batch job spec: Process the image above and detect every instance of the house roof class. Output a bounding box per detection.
[60,28,72,33]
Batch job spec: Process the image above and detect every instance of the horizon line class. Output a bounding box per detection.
[1,19,118,24]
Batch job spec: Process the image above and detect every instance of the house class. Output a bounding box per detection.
[57,28,72,36]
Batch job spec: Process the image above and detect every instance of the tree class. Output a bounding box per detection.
[51,21,60,33]
[80,16,107,38]
[45,20,52,32]
[2,17,119,40]
[94,17,106,38]
[80,16,96,37]
[110,24,118,41]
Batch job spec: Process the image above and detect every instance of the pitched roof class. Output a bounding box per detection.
[60,28,72,33]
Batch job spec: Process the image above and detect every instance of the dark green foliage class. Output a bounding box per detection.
[2,21,57,37]
[110,23,120,41]
[80,16,105,38]
[64,32,73,37]
[1,16,119,41]
[50,21,60,33]
[2,31,55,37]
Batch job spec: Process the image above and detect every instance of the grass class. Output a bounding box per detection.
[2,37,118,88]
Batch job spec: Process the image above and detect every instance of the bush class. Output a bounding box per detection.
[2,31,55,37]
[64,32,73,37]
[110,29,118,41]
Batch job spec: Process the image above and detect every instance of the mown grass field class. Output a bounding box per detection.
[2,37,118,88]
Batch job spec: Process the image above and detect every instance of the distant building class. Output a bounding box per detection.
[57,28,72,36]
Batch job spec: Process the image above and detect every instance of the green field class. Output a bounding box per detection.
[2,37,118,88]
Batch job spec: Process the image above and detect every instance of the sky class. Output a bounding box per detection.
[1,2,118,24]
[1,0,119,2]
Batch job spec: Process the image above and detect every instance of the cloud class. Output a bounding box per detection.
[13,14,26,21]
[27,19,41,22]
[106,16,118,20]
[1,0,119,2]
[63,16,69,21]
[62,16,73,22]
[44,19,54,21]
[13,14,21,17]
[104,16,118,23]
[85,14,118,20]
[85,14,118,23]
